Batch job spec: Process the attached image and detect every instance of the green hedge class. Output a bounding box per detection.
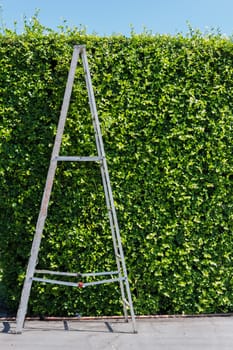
[1,19,233,316]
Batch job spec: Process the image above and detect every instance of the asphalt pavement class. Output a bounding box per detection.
[1,316,233,349]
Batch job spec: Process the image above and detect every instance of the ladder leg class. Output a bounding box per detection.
[16,219,46,333]
[103,167,137,332]
[16,174,57,333]
[15,45,81,333]
[100,166,129,321]
[15,277,32,333]
[123,272,137,333]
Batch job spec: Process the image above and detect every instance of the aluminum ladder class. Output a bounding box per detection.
[15,45,136,333]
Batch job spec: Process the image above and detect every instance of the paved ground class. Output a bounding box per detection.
[1,316,233,349]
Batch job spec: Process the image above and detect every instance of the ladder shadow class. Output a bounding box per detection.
[65,320,135,334]
[64,319,135,334]
[17,320,134,334]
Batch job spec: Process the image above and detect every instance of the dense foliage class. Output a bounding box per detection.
[1,19,233,316]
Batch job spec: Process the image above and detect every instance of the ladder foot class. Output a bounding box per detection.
[9,330,22,335]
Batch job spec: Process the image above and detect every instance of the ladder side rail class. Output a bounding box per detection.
[81,48,121,252]
[101,155,137,330]
[100,163,129,320]
[82,49,137,331]
[80,48,105,160]
[81,48,137,326]
[81,48,129,319]
[80,47,121,262]
[15,46,82,334]
[51,45,82,161]
[80,50,124,250]
[81,48,129,270]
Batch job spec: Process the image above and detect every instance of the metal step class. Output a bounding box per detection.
[35,269,119,277]
[55,156,103,162]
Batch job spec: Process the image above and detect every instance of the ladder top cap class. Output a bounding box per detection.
[74,44,86,50]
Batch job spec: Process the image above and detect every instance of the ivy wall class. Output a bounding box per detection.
[1,20,233,316]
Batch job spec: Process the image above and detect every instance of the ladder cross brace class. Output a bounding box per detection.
[32,276,125,288]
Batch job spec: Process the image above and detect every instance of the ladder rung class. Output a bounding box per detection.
[35,269,81,277]
[55,156,103,162]
[82,271,119,277]
[32,277,79,287]
[35,269,119,277]
[84,277,124,287]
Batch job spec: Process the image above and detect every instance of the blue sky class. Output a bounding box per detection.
[0,0,232,36]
